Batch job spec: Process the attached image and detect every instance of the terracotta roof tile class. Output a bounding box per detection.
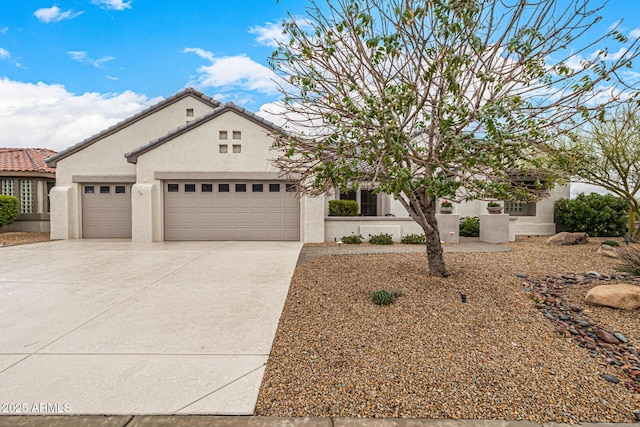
[0,148,57,174]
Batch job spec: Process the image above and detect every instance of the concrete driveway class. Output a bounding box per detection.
[0,240,302,415]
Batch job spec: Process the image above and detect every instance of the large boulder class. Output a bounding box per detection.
[546,232,589,246]
[585,284,640,310]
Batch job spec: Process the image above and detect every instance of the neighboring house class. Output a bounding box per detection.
[45,88,567,243]
[0,148,56,232]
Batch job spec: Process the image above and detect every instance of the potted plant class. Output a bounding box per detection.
[440,200,453,214]
[486,201,503,214]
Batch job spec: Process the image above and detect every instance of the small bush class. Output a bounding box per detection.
[372,289,395,305]
[401,233,426,244]
[369,233,394,245]
[341,234,363,244]
[328,199,358,216]
[555,193,628,237]
[602,239,620,247]
[460,216,480,237]
[615,245,640,276]
[0,195,19,227]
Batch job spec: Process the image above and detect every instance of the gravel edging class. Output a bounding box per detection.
[256,238,640,423]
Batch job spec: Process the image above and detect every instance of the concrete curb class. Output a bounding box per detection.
[0,416,636,427]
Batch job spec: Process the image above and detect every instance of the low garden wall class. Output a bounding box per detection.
[325,215,460,243]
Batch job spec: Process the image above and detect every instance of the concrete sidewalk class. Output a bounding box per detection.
[0,416,633,426]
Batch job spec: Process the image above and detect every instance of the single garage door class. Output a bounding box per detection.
[82,184,132,238]
[164,181,299,241]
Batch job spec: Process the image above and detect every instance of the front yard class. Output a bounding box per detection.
[256,237,640,423]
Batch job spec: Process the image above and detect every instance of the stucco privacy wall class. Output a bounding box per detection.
[131,110,324,242]
[49,95,217,239]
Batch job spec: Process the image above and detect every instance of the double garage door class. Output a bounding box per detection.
[164,180,300,241]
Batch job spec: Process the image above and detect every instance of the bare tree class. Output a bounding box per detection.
[267,0,640,276]
[565,103,640,240]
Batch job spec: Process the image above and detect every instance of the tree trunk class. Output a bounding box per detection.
[420,204,448,277]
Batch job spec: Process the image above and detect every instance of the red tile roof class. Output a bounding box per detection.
[0,148,57,174]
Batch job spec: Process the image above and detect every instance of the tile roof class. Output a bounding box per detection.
[125,102,287,163]
[0,148,57,174]
[45,88,221,167]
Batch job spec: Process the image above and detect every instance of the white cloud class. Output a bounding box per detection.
[249,22,287,48]
[608,20,622,32]
[0,27,8,35]
[184,48,281,95]
[0,48,9,60]
[591,47,628,61]
[570,183,610,198]
[106,75,119,81]
[0,78,158,151]
[183,47,214,61]
[630,28,640,39]
[34,6,83,23]
[91,0,132,11]
[67,51,115,68]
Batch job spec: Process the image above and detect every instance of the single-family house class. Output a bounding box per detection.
[45,88,568,243]
[0,148,56,232]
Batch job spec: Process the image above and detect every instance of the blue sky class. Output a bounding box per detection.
[1,0,640,199]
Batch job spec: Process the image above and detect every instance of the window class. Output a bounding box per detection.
[286,183,297,192]
[252,183,263,192]
[1,179,14,196]
[233,144,241,153]
[339,189,378,216]
[233,131,241,139]
[84,186,95,194]
[115,186,126,194]
[360,190,378,216]
[504,201,536,216]
[47,181,54,213]
[184,184,196,193]
[201,183,213,193]
[235,183,247,192]
[20,180,33,214]
[186,108,194,117]
[167,183,179,193]
[269,183,280,192]
[100,186,110,194]
[218,183,230,193]
[219,144,228,153]
[339,190,357,201]
[219,130,228,140]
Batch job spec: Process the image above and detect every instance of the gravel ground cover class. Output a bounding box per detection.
[256,237,640,423]
[0,231,50,246]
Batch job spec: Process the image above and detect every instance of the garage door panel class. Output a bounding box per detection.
[164,181,299,241]
[82,184,132,238]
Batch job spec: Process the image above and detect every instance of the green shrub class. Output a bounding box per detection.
[341,234,363,244]
[615,245,640,276]
[401,233,426,244]
[555,193,628,237]
[372,289,395,305]
[328,199,358,216]
[0,195,19,228]
[369,233,394,245]
[602,239,620,247]
[460,216,480,237]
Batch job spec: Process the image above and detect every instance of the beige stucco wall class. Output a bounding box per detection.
[50,96,217,239]
[133,110,322,242]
